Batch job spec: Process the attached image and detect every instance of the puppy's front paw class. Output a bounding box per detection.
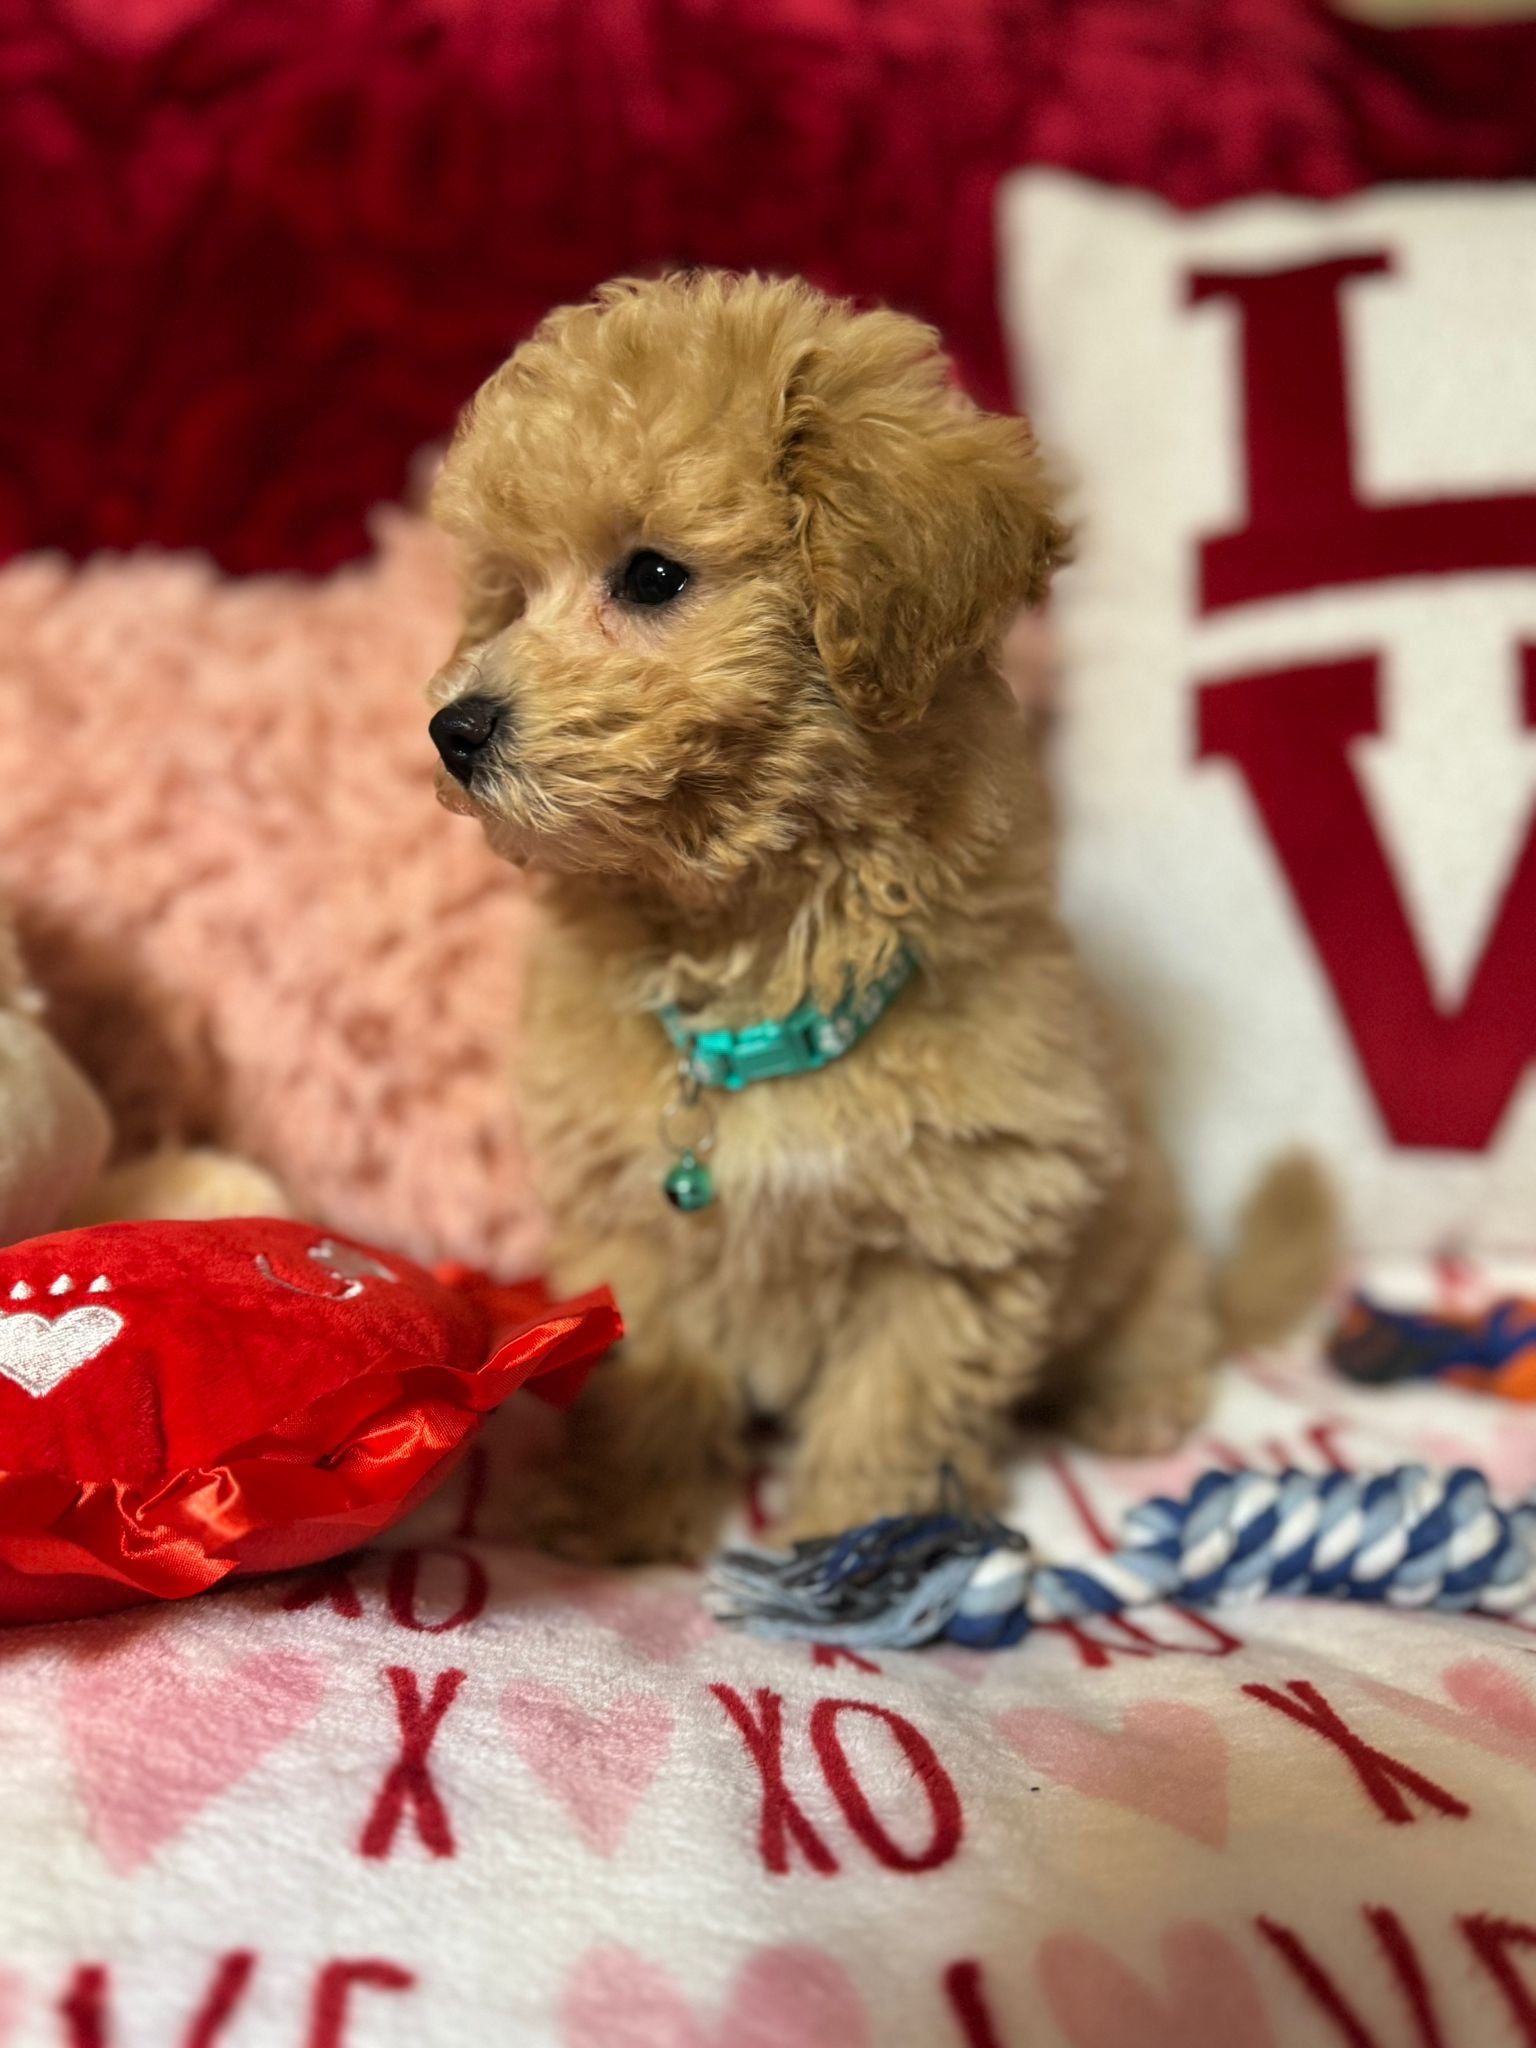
[777,1456,1005,1549]
[515,1468,727,1568]
[1063,1372,1210,1459]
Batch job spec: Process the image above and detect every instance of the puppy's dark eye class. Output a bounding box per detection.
[618,550,690,608]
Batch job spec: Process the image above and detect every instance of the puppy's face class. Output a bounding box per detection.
[429,274,1065,904]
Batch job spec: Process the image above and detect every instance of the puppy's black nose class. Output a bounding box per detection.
[430,695,504,784]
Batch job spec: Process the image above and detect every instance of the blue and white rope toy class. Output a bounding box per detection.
[708,1464,1536,1650]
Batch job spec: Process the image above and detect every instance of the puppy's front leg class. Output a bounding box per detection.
[530,1334,746,1565]
[515,1224,741,1566]
[780,1259,1052,1543]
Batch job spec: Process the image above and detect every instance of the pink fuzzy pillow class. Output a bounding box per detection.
[0,515,542,1274]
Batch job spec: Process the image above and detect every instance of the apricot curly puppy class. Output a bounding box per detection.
[427,272,1328,1563]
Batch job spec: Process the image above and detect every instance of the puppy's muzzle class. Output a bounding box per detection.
[430,695,505,785]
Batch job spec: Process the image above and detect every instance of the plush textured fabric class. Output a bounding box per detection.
[0,1216,618,1623]
[6,0,1536,574]
[0,515,549,1272]
[0,1272,1533,2042]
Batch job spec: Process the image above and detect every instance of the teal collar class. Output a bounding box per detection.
[657,945,918,1092]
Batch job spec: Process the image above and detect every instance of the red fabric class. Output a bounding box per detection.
[0,1218,620,1623]
[4,0,1536,575]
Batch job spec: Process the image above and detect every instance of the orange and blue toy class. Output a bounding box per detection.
[1328,1294,1536,1402]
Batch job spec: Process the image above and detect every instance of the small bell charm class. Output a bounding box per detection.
[661,1060,718,1212]
[663,1150,716,1211]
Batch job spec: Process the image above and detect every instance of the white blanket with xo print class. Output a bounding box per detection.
[6,1275,1536,2048]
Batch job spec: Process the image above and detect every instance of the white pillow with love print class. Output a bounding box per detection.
[1000,172,1536,1257]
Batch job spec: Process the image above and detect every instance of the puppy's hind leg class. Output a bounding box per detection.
[1049,1233,1217,1459]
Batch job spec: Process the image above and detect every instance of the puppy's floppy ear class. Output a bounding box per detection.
[782,310,1069,731]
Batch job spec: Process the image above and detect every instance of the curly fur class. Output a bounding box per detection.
[431,271,1284,1560]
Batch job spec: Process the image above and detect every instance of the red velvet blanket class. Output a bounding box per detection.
[7,0,1536,575]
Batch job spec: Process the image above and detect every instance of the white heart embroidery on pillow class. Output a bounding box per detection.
[0,1304,124,1397]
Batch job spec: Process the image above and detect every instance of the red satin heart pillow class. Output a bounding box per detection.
[0,1218,620,1624]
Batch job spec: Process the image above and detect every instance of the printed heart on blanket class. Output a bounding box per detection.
[1363,1657,1536,1771]
[1039,1922,1273,2048]
[1091,1443,1223,1502]
[1419,1429,1536,1499]
[500,1681,674,1856]
[0,1303,122,1397]
[63,1645,326,1873]
[561,1943,868,2048]
[1445,1657,1536,1741]
[568,1579,717,1663]
[995,1700,1228,1845]
[930,1647,990,1686]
